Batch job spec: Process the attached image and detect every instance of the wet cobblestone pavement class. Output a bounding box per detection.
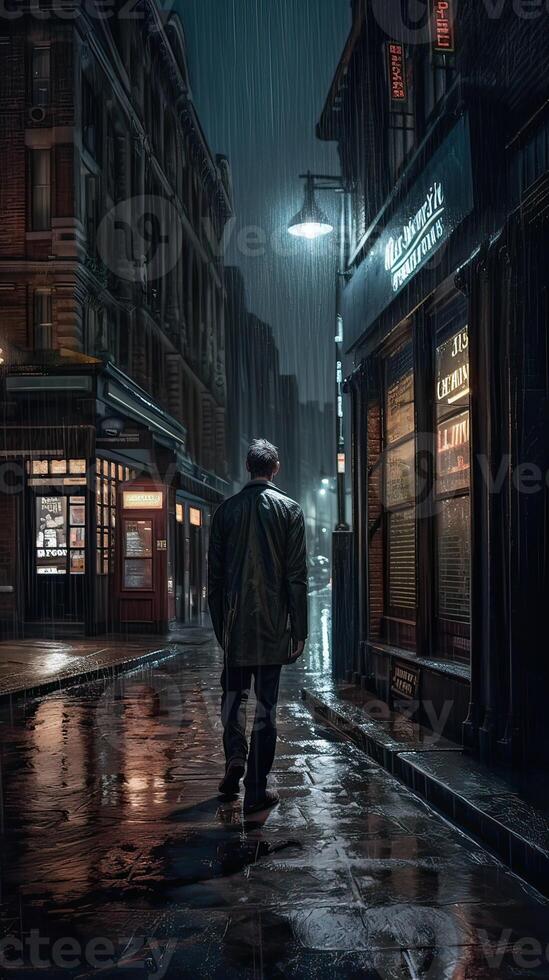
[1,594,548,978]
[0,628,209,699]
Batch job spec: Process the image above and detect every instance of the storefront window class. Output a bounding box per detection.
[30,458,86,480]
[96,459,117,576]
[36,496,67,575]
[35,494,86,575]
[435,317,471,656]
[384,338,416,617]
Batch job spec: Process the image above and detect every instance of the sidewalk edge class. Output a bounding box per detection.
[0,646,180,705]
[302,686,549,899]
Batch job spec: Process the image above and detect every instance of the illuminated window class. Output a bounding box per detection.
[434,313,471,660]
[189,507,202,527]
[50,459,67,475]
[69,459,86,474]
[176,503,184,524]
[31,459,48,476]
[35,494,86,575]
[95,458,120,576]
[36,496,67,575]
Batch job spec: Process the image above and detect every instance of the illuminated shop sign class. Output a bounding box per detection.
[432,0,455,53]
[385,180,445,293]
[342,114,474,348]
[387,42,407,104]
[122,491,163,510]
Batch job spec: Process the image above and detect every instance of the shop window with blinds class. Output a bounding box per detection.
[435,317,471,660]
[383,338,416,618]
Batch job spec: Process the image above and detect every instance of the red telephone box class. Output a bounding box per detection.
[117,483,168,632]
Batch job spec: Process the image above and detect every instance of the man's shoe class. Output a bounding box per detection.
[218,763,245,797]
[243,790,280,815]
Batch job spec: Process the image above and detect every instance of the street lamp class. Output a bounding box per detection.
[288,172,349,531]
[288,173,334,240]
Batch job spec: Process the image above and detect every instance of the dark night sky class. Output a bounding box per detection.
[180,0,351,404]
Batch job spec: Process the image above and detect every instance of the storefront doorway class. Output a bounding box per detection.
[117,486,167,632]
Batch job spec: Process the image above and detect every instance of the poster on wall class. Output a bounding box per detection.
[36,496,67,575]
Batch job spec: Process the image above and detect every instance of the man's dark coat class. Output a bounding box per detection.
[208,480,308,666]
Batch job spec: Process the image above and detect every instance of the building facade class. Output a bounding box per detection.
[224,264,303,501]
[320,0,549,766]
[299,400,336,557]
[0,0,232,636]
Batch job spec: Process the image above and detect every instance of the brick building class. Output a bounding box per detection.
[319,0,549,766]
[0,0,232,635]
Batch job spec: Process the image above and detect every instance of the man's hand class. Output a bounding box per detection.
[288,640,305,664]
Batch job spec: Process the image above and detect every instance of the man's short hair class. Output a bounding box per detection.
[246,438,279,478]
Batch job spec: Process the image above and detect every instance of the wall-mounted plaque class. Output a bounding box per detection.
[391,660,420,700]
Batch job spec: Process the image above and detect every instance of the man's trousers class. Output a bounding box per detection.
[220,662,282,795]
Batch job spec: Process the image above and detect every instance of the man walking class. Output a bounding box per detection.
[208,439,308,815]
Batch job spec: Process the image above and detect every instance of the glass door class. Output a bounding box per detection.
[122,518,153,590]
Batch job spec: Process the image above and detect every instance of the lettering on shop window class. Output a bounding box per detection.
[436,328,469,408]
[437,411,470,492]
[438,413,469,454]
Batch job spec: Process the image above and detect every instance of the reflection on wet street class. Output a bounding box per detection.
[0,592,548,978]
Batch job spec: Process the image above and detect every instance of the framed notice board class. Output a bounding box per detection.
[390,660,420,700]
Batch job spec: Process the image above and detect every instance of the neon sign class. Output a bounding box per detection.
[432,0,455,53]
[387,43,407,104]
